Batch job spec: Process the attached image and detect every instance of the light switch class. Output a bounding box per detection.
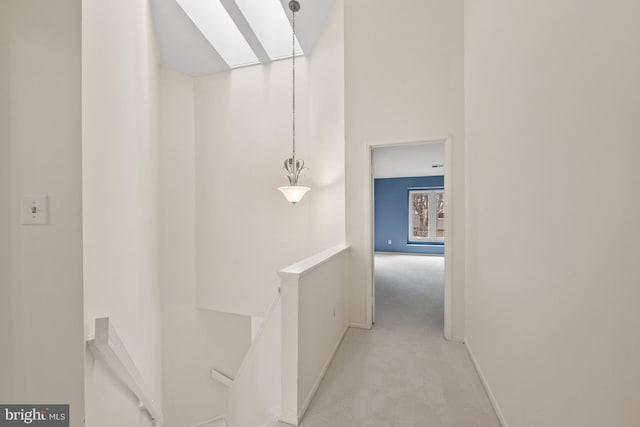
[21,195,48,225]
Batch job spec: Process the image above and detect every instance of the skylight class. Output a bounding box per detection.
[176,0,259,68]
[234,0,303,60]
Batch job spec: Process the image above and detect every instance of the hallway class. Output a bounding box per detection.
[301,254,500,426]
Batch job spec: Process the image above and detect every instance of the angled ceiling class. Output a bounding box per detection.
[151,0,336,77]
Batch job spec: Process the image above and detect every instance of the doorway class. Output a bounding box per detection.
[364,137,453,339]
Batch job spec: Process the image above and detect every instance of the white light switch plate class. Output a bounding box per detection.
[21,195,48,225]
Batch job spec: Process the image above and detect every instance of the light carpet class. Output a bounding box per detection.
[300,254,500,427]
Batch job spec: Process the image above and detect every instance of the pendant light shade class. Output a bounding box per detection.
[279,0,309,204]
[277,185,310,204]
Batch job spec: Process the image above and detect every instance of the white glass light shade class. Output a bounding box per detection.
[278,186,310,204]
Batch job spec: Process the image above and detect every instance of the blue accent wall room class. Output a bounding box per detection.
[374,176,444,255]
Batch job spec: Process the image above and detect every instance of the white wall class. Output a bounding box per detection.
[296,247,348,419]
[193,0,346,320]
[0,1,11,401]
[159,66,251,427]
[279,244,349,425]
[308,0,346,251]
[194,60,314,317]
[344,0,466,334]
[227,298,281,427]
[465,1,640,425]
[0,0,85,422]
[82,0,162,425]
[373,144,444,179]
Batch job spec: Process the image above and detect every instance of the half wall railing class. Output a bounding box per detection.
[87,317,164,426]
[225,243,350,427]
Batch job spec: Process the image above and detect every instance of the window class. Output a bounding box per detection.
[408,189,444,243]
[176,0,303,68]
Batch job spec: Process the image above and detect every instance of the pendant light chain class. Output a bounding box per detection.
[277,0,309,204]
[292,7,296,157]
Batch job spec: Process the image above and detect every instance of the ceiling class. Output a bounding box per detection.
[151,0,336,77]
[373,144,445,179]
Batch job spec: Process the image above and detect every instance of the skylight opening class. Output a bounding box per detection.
[176,0,259,68]
[234,0,303,60]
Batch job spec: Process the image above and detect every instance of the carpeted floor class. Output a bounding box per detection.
[300,254,500,427]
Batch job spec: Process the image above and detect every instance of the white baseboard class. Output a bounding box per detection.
[278,412,298,426]
[189,415,226,427]
[374,251,444,257]
[348,322,369,329]
[210,368,233,388]
[464,340,508,427]
[298,323,349,422]
[448,335,465,343]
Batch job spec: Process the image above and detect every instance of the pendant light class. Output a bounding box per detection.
[278,0,310,204]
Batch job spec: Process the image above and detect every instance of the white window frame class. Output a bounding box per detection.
[408,189,444,243]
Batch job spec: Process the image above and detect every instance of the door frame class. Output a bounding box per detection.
[364,136,454,340]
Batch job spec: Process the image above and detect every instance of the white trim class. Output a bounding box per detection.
[189,415,227,427]
[443,136,454,340]
[464,341,508,427]
[278,412,298,426]
[364,136,454,339]
[348,322,370,329]
[297,323,349,422]
[210,368,234,388]
[87,317,164,425]
[407,189,445,243]
[374,251,443,257]
[278,243,348,278]
[365,144,374,327]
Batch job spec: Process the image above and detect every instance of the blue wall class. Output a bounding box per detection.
[374,176,444,255]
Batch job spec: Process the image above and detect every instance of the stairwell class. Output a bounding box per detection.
[198,244,349,427]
